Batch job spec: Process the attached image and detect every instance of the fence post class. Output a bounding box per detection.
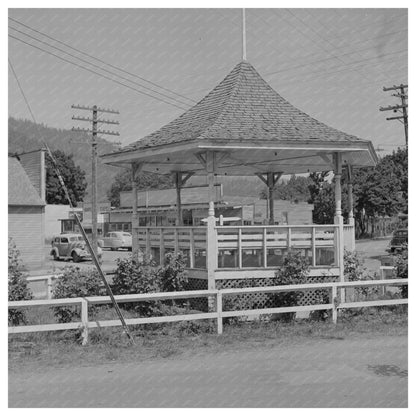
[217,291,223,335]
[47,276,53,300]
[331,285,338,324]
[81,299,89,346]
[207,202,218,311]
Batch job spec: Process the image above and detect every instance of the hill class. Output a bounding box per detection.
[8,117,122,201]
[8,117,267,202]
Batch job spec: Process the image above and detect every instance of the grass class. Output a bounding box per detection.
[9,305,407,374]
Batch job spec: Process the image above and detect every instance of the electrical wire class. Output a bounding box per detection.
[9,26,192,109]
[9,16,196,105]
[9,34,189,111]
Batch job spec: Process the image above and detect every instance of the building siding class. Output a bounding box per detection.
[8,206,45,270]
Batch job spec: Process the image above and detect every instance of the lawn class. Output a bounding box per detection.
[9,305,407,374]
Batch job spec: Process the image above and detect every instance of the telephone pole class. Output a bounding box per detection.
[380,84,408,148]
[71,105,120,254]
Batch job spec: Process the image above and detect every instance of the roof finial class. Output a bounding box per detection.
[242,8,247,61]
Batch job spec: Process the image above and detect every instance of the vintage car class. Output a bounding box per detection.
[50,233,102,262]
[101,232,132,251]
[387,228,408,253]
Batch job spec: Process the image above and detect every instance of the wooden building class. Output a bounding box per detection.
[8,151,46,270]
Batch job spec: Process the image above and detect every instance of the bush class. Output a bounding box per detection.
[344,249,377,299]
[8,238,33,325]
[269,251,310,322]
[157,251,188,292]
[52,266,106,323]
[111,252,188,316]
[394,245,408,298]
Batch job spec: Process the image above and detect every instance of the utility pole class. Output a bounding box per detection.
[71,105,120,255]
[380,84,408,148]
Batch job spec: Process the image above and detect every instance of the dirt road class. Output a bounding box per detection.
[9,335,407,408]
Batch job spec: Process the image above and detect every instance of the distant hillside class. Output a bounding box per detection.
[8,117,123,201]
[8,117,267,202]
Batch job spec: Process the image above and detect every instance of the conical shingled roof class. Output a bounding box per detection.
[123,61,365,151]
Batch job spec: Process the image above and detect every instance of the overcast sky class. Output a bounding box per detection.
[8,8,408,156]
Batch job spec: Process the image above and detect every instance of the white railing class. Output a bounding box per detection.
[26,274,62,299]
[137,224,343,270]
[215,225,337,268]
[8,279,407,344]
[137,226,207,268]
[343,224,355,251]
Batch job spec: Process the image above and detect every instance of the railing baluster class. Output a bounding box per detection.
[160,228,165,265]
[238,228,242,269]
[312,227,316,267]
[217,291,223,335]
[263,227,267,268]
[189,228,195,268]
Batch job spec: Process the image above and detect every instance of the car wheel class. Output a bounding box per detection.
[110,247,115,251]
[72,252,81,263]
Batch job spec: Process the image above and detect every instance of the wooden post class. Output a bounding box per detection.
[311,227,316,267]
[174,172,183,226]
[217,291,223,335]
[81,298,89,346]
[256,172,283,225]
[207,202,218,310]
[331,285,338,324]
[333,153,345,301]
[189,228,195,268]
[263,227,267,268]
[47,276,53,300]
[131,163,142,262]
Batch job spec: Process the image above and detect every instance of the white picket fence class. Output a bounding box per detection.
[9,278,408,345]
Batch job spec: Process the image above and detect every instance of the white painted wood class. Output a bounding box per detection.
[81,299,89,345]
[339,299,408,309]
[221,304,332,318]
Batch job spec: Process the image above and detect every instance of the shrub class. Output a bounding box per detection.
[8,238,33,325]
[269,251,310,322]
[157,251,188,292]
[394,245,408,298]
[52,266,106,323]
[111,255,161,316]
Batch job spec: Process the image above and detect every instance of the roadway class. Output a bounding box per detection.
[9,335,407,407]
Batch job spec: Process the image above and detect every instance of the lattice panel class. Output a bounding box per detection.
[185,278,208,311]
[216,275,337,311]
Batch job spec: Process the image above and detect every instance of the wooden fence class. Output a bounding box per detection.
[9,278,407,345]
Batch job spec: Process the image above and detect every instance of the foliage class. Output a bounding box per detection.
[268,251,311,322]
[46,150,87,206]
[8,238,33,325]
[157,252,188,292]
[52,267,106,323]
[260,175,312,202]
[107,169,172,207]
[394,245,408,298]
[111,252,188,316]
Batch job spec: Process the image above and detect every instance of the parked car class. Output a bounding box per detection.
[387,229,408,253]
[101,232,132,251]
[50,234,102,262]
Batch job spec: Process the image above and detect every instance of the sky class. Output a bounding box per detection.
[8,8,408,156]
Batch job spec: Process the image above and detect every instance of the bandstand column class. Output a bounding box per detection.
[131,162,142,262]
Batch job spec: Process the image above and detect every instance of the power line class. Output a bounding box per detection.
[8,58,134,344]
[9,16,196,105]
[9,25,192,109]
[9,34,189,111]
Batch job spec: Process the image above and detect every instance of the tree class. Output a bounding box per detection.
[46,150,87,206]
[259,175,311,202]
[107,169,173,207]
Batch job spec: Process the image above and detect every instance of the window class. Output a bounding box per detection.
[61,237,69,243]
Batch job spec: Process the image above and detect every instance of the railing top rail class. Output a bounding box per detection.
[8,297,84,308]
[9,280,407,309]
[215,224,338,230]
[26,274,63,282]
[138,226,207,230]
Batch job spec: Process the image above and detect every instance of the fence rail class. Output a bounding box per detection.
[9,278,407,344]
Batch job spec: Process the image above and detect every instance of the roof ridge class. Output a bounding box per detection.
[196,62,246,140]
